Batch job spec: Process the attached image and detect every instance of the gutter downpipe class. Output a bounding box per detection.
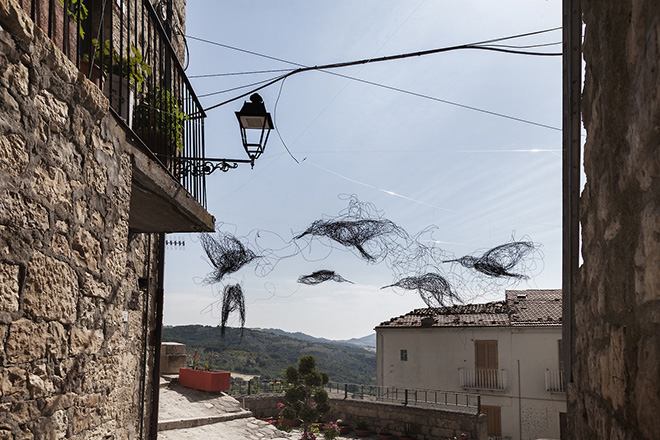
[149,233,165,439]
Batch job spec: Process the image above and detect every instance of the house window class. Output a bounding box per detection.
[481,405,502,438]
[475,340,498,388]
[400,349,407,361]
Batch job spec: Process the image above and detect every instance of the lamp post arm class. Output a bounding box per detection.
[177,157,255,176]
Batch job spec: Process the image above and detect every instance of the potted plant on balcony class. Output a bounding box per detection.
[178,348,230,393]
[354,419,370,437]
[336,419,350,435]
[377,425,393,440]
[400,422,415,440]
[132,84,186,166]
[85,38,151,126]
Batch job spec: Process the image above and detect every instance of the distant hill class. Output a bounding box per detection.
[162,325,376,384]
[256,328,376,350]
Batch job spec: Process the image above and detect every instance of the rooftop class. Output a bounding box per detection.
[376,289,562,329]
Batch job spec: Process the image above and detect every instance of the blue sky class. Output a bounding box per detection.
[163,0,563,340]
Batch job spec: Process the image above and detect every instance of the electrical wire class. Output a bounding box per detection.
[189,68,295,79]
[197,27,562,113]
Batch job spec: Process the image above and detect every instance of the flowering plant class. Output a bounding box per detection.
[300,431,317,440]
[187,349,200,370]
[322,422,340,440]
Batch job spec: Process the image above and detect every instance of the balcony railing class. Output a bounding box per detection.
[459,368,508,391]
[545,369,565,392]
[325,383,481,414]
[19,0,207,208]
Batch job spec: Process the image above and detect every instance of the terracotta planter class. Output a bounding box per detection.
[377,434,393,440]
[178,368,230,392]
[281,418,301,427]
[355,429,370,437]
[338,425,351,435]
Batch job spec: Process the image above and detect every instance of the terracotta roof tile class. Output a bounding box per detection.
[376,289,561,329]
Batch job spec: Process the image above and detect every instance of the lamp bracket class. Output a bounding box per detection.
[177,157,254,176]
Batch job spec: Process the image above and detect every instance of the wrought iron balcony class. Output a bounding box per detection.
[545,369,565,392]
[19,0,207,208]
[459,368,508,391]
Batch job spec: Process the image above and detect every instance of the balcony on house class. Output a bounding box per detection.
[459,368,508,391]
[545,369,565,392]
[20,0,213,232]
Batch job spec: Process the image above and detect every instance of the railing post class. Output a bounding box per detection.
[404,389,408,406]
[344,383,348,400]
[247,381,251,395]
[477,395,481,413]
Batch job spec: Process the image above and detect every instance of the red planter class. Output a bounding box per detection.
[355,429,370,437]
[178,368,230,392]
[338,425,351,435]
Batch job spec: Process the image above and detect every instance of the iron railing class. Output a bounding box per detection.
[324,382,481,414]
[459,368,508,391]
[229,378,285,396]
[18,0,207,208]
[544,369,565,392]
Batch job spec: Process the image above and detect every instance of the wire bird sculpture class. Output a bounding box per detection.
[220,284,246,337]
[381,273,461,307]
[295,218,404,261]
[443,240,537,278]
[297,270,353,285]
[200,231,259,284]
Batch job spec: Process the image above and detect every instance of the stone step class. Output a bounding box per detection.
[158,409,253,431]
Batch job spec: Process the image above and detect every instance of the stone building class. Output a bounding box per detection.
[567,0,660,439]
[376,289,566,440]
[0,0,213,438]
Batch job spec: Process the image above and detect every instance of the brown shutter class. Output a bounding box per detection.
[475,340,498,369]
[482,405,502,437]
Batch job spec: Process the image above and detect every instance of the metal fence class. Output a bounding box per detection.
[229,379,286,396]
[227,378,481,414]
[324,382,481,414]
[18,0,207,207]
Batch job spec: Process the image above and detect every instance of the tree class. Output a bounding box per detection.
[282,355,331,432]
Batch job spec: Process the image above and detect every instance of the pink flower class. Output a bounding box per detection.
[277,403,285,409]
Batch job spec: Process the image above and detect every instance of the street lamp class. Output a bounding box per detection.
[177,93,274,176]
[236,93,274,163]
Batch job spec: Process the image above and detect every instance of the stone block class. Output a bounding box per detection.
[5,318,47,364]
[0,262,19,312]
[70,326,104,355]
[34,90,69,133]
[71,229,101,272]
[23,252,78,324]
[0,133,29,178]
[162,342,186,355]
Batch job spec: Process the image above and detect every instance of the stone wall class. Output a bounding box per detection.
[573,1,660,439]
[240,394,487,440]
[0,1,162,438]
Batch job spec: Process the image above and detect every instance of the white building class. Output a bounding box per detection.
[376,289,566,440]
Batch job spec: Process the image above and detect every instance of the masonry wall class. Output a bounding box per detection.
[240,394,487,440]
[0,1,161,438]
[573,1,660,439]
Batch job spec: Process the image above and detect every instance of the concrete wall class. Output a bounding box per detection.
[0,1,161,438]
[378,326,565,440]
[241,393,487,440]
[572,1,660,439]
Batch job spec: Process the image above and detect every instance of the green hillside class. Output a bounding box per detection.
[162,325,376,384]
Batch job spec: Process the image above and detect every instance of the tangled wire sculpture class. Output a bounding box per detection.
[381,273,461,307]
[297,270,353,285]
[295,219,404,262]
[220,284,246,337]
[443,240,537,278]
[200,231,259,284]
